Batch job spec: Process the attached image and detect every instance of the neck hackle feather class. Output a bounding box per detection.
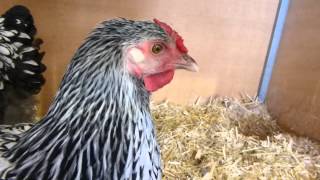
[0,18,169,180]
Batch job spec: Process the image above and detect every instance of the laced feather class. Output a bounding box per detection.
[0,5,46,124]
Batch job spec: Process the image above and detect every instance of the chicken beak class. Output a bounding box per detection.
[175,54,199,72]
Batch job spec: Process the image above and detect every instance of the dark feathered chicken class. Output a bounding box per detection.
[0,5,46,124]
[0,18,198,180]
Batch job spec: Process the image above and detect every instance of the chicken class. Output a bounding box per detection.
[0,5,46,124]
[0,18,198,180]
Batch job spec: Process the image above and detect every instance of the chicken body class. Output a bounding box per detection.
[0,18,197,180]
[0,5,45,124]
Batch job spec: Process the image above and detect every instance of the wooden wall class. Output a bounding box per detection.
[0,0,279,116]
[267,0,320,140]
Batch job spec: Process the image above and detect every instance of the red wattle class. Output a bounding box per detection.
[143,70,175,92]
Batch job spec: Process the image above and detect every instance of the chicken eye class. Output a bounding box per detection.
[151,44,163,54]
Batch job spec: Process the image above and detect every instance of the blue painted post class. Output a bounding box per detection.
[258,0,290,102]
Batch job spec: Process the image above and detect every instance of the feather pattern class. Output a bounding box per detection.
[0,5,46,124]
[0,19,169,180]
[0,5,45,94]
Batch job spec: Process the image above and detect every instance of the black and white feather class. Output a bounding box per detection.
[0,5,46,124]
[0,5,45,93]
[0,18,169,180]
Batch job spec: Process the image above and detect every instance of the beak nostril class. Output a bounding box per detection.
[176,54,199,72]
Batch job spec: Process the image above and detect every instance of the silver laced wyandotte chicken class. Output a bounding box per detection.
[0,5,46,124]
[0,18,198,180]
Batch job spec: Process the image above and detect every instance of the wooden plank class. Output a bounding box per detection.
[267,0,320,140]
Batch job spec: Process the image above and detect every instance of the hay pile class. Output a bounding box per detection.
[152,97,320,179]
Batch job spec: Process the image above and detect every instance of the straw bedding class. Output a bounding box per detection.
[152,97,320,179]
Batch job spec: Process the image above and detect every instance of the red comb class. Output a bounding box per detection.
[153,19,188,53]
